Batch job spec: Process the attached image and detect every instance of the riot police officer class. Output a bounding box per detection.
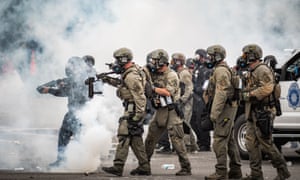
[144,49,192,176]
[37,56,92,168]
[170,53,198,152]
[101,48,151,176]
[204,45,242,180]
[263,55,278,71]
[190,49,212,151]
[241,44,290,180]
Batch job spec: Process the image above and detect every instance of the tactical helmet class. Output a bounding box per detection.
[150,49,169,67]
[264,55,277,69]
[242,44,263,63]
[146,52,152,63]
[82,55,95,67]
[113,47,133,66]
[206,45,226,62]
[171,53,186,65]
[195,49,207,58]
[65,56,86,78]
[170,53,186,71]
[205,45,226,69]
[185,58,195,69]
[145,51,156,73]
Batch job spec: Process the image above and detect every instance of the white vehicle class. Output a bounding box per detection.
[234,49,300,159]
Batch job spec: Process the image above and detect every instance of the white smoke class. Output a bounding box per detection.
[49,97,115,172]
[0,0,299,172]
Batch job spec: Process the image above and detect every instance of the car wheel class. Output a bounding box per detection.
[234,114,249,160]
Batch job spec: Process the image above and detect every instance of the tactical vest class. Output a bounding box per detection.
[117,64,151,101]
[155,69,180,100]
[250,63,282,115]
[208,64,239,102]
[250,63,281,100]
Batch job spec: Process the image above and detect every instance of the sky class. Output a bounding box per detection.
[0,0,299,172]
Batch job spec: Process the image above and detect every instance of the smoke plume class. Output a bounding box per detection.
[0,0,299,172]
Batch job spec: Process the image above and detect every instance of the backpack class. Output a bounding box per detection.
[253,63,282,116]
[217,64,241,102]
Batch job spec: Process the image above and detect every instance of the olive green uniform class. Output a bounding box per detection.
[112,64,150,174]
[178,68,198,151]
[244,62,290,179]
[145,67,191,172]
[208,62,242,178]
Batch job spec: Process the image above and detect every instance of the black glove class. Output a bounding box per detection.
[36,86,44,93]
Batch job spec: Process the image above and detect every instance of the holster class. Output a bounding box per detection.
[127,119,144,136]
[255,109,272,137]
[174,103,184,119]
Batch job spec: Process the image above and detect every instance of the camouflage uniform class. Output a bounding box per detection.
[104,64,150,176]
[178,67,198,151]
[145,67,191,174]
[206,62,242,179]
[244,62,290,180]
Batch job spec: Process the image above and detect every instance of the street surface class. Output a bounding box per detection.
[0,145,299,180]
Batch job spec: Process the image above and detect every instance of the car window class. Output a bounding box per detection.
[282,52,300,81]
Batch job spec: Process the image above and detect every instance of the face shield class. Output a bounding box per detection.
[170,59,182,71]
[242,52,257,65]
[237,56,248,69]
[145,58,156,73]
[204,56,215,69]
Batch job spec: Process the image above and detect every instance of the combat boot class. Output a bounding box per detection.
[48,156,65,169]
[274,166,291,180]
[102,166,122,176]
[228,169,242,179]
[175,168,192,176]
[205,172,228,180]
[130,167,151,176]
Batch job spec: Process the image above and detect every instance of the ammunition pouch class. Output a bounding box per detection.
[123,101,136,114]
[255,109,272,137]
[118,118,128,136]
[117,86,133,100]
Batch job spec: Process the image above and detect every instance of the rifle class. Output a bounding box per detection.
[96,71,122,87]
[36,78,67,93]
[85,71,122,98]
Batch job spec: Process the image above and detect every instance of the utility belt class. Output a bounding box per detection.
[251,103,273,110]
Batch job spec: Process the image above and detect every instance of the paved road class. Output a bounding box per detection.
[0,126,299,179]
[0,147,299,180]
